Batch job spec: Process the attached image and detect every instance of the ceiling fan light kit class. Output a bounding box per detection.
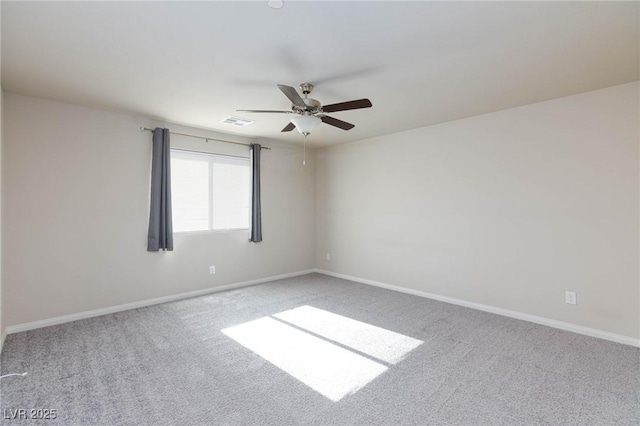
[290,114,321,136]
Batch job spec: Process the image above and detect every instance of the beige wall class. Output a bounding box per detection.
[316,82,639,339]
[2,93,315,327]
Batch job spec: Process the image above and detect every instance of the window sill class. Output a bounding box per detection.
[174,228,249,236]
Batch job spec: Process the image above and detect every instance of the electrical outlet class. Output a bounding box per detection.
[326,253,331,261]
[209,265,216,275]
[565,291,576,305]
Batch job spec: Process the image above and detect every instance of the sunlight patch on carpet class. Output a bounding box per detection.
[222,317,387,401]
[222,306,423,401]
[274,305,423,364]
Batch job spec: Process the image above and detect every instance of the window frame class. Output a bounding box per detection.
[170,148,251,235]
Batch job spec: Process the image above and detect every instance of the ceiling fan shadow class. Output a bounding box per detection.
[311,66,383,87]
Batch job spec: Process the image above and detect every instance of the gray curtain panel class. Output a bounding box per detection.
[147,128,174,251]
[250,144,262,242]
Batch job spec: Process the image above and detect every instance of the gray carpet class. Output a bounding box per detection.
[1,273,638,425]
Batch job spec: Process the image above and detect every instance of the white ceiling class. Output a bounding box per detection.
[2,1,638,147]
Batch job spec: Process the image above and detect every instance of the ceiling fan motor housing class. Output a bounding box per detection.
[302,98,321,109]
[294,83,321,113]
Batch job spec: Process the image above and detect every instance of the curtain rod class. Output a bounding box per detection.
[139,127,271,150]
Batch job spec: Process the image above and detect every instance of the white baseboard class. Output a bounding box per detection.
[314,269,640,348]
[0,329,6,356]
[6,268,638,349]
[5,269,316,335]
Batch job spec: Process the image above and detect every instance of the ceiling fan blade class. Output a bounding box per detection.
[237,109,291,114]
[321,99,372,113]
[277,84,306,108]
[281,122,295,132]
[321,115,355,130]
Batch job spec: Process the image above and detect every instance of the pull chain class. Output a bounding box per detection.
[303,133,307,166]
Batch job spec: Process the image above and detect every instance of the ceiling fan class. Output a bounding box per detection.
[238,83,372,136]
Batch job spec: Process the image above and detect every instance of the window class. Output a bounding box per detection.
[170,150,250,233]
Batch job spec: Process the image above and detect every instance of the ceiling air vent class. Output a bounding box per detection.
[222,116,254,127]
